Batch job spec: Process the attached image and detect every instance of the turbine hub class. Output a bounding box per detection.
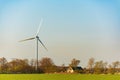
[36,36,39,38]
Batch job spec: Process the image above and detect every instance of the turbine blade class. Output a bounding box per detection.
[36,18,43,36]
[19,37,35,42]
[38,38,48,51]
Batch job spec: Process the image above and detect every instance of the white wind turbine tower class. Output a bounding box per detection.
[19,18,48,71]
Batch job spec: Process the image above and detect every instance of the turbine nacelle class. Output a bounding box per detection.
[36,36,39,39]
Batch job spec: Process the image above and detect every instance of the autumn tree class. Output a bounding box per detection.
[8,59,30,73]
[57,64,66,73]
[39,57,57,73]
[0,57,8,73]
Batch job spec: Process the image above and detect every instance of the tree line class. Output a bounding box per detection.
[0,57,120,74]
[0,57,57,73]
[86,57,120,74]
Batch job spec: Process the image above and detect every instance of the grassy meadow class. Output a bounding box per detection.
[0,74,120,80]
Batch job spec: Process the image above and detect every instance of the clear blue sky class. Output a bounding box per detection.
[0,0,120,67]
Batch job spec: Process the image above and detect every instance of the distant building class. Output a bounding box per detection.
[67,66,83,73]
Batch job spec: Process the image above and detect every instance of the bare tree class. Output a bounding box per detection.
[87,57,94,73]
[112,61,119,69]
[103,62,108,74]
[107,64,114,74]
[30,59,36,67]
[94,60,107,74]
[112,61,120,73]
[69,58,80,67]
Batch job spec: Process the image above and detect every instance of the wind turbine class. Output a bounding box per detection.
[19,18,48,71]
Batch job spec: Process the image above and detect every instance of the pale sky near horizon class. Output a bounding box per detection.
[0,0,120,67]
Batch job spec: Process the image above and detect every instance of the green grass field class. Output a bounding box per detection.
[0,74,120,80]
